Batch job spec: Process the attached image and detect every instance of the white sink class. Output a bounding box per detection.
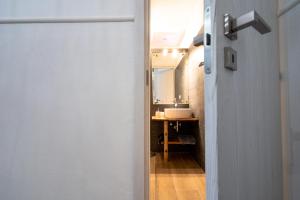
[164,108,192,119]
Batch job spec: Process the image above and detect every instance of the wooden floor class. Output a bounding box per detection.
[150,153,206,200]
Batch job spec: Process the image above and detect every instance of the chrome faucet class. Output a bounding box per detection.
[173,98,178,108]
[154,98,160,104]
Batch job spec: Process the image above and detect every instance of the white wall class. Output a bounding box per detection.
[278,2,300,200]
[0,1,145,200]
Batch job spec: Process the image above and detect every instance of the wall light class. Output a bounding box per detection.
[172,49,178,58]
[162,49,168,56]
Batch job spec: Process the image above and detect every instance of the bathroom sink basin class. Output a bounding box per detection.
[164,108,192,119]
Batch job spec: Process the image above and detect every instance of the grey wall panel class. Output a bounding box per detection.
[175,46,205,169]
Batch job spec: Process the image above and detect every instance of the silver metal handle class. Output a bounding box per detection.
[224,10,271,40]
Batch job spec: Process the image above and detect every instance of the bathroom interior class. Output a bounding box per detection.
[149,0,206,199]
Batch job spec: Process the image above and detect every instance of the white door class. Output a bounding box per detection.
[0,0,144,199]
[204,0,282,199]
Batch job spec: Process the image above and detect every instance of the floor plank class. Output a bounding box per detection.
[150,153,206,200]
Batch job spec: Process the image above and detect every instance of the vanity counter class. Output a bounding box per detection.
[151,116,199,121]
[151,116,199,162]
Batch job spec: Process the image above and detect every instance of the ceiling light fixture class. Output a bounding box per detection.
[162,49,168,56]
[172,49,178,58]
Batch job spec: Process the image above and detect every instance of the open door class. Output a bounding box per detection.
[204,0,283,199]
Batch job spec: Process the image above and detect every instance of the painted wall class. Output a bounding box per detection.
[0,0,144,200]
[186,46,205,169]
[175,46,205,168]
[278,2,300,200]
[150,46,205,169]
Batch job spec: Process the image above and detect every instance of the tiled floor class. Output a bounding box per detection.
[150,153,206,200]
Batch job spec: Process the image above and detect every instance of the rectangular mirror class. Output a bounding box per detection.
[151,49,189,104]
[152,68,175,104]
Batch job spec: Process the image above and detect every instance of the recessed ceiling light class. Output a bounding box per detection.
[172,49,178,58]
[162,49,168,56]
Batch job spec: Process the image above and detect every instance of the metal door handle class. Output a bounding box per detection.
[224,10,271,40]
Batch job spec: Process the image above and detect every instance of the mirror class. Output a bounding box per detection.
[152,49,189,104]
[152,68,175,104]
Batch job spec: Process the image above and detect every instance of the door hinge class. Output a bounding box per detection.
[146,70,149,86]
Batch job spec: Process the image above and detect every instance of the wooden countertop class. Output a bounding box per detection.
[152,116,199,121]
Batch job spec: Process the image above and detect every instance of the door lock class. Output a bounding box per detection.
[224,10,271,40]
[224,47,237,71]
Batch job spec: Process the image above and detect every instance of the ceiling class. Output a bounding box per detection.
[151,0,204,49]
[152,49,187,68]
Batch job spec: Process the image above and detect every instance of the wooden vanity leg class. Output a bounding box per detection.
[164,120,168,162]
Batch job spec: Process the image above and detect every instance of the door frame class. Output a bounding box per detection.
[203,0,219,199]
[143,0,218,199]
[144,0,151,199]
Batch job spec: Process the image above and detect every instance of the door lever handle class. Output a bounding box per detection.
[224,10,271,40]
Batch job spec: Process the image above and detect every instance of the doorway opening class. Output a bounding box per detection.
[147,0,206,199]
